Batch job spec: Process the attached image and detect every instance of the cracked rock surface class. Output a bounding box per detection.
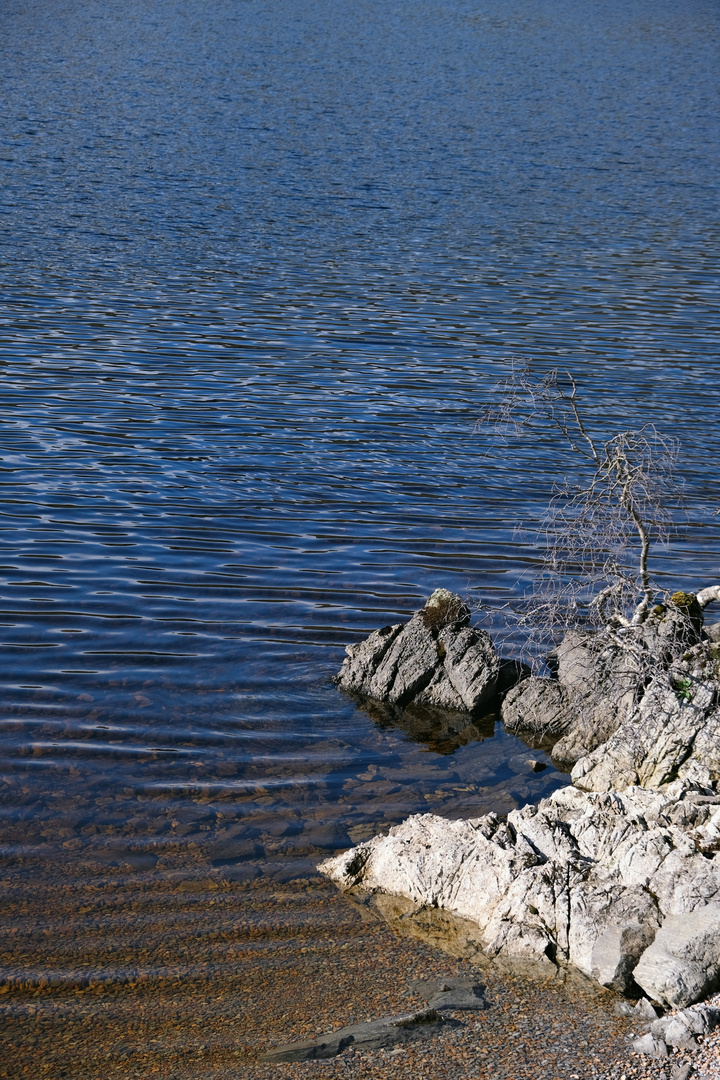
[334,590,500,712]
[320,779,720,1009]
[572,646,720,794]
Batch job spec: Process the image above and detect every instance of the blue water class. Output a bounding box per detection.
[1,0,719,987]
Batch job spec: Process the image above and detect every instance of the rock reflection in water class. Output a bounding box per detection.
[361,892,607,994]
[348,693,498,756]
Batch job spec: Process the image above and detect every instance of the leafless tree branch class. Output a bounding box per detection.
[478,362,687,663]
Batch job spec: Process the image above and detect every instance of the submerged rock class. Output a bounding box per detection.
[259,1009,449,1062]
[335,590,501,712]
[410,976,488,1010]
[353,695,497,755]
[319,778,720,1007]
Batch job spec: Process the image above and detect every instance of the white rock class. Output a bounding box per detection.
[319,783,720,1004]
[632,903,720,1009]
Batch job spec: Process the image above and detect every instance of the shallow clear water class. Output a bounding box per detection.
[1,0,720,1035]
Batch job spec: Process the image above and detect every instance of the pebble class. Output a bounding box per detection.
[3,848,720,1080]
[0,856,638,1079]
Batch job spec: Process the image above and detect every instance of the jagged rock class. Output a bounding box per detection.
[319,780,720,1006]
[259,1009,449,1061]
[550,631,641,768]
[338,623,404,697]
[335,590,500,712]
[501,631,642,771]
[572,649,720,794]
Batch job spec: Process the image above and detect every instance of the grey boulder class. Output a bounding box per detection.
[631,1033,668,1058]
[501,677,573,742]
[336,590,500,712]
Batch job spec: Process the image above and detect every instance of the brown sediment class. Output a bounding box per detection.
[1,853,640,1080]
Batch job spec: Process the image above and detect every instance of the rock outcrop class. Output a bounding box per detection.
[502,602,709,771]
[335,590,501,713]
[325,588,720,1012]
[572,641,720,793]
[320,778,720,1008]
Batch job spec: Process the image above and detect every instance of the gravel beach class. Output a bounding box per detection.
[6,858,712,1080]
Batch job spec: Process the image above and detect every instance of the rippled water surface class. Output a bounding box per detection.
[1,0,720,1072]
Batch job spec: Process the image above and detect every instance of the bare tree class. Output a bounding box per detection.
[477,361,707,663]
[477,362,720,761]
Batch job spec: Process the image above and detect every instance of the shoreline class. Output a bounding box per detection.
[0,858,636,1079]
[323,590,720,1074]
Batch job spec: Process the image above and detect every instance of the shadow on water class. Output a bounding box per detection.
[343,693,499,756]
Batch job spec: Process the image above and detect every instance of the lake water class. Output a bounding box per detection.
[1,0,720,1074]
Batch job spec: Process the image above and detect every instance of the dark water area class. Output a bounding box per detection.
[1,0,720,1074]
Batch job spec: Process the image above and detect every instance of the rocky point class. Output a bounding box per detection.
[323,588,720,1028]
